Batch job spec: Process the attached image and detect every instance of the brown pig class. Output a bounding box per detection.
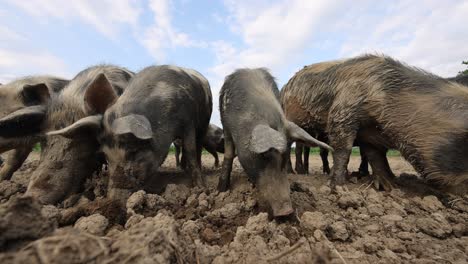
[281,55,468,194]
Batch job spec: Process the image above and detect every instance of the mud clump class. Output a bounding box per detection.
[0,196,56,251]
[416,213,452,239]
[0,228,111,264]
[74,214,109,236]
[301,211,328,233]
[106,213,191,263]
[59,197,126,226]
[0,181,25,201]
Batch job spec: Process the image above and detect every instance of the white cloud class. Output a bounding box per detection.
[211,0,467,86]
[140,0,206,61]
[0,26,26,43]
[0,49,69,83]
[335,1,468,77]
[7,0,142,39]
[207,0,337,125]
[212,0,335,76]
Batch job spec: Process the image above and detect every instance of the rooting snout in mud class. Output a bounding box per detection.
[218,68,332,217]
[49,65,213,204]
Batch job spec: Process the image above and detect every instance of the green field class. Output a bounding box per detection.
[33,144,400,156]
[291,147,400,157]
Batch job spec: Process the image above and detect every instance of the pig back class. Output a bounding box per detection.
[110,65,212,140]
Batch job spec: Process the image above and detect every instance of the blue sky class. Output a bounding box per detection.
[1,0,467,124]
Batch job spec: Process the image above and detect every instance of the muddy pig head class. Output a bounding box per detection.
[9,74,119,204]
[100,113,156,204]
[49,77,156,205]
[206,124,224,153]
[250,121,332,217]
[0,81,52,149]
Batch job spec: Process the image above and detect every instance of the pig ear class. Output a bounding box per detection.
[47,115,102,138]
[112,114,153,140]
[22,83,51,105]
[84,73,118,114]
[0,105,46,137]
[286,121,333,151]
[249,124,287,154]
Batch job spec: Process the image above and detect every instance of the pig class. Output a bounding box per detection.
[294,142,332,175]
[48,65,212,203]
[281,54,468,194]
[218,68,332,217]
[174,123,224,168]
[0,65,134,204]
[447,75,468,86]
[298,71,467,177]
[0,76,69,181]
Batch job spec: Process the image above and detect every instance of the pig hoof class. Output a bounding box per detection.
[359,170,370,177]
[349,171,363,178]
[273,207,295,217]
[296,167,306,175]
[217,180,230,192]
[372,174,394,191]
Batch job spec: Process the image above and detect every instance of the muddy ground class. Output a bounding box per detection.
[0,153,467,263]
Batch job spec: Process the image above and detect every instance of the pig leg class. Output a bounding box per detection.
[183,127,205,187]
[328,129,357,189]
[175,143,181,168]
[206,147,220,168]
[0,147,32,181]
[303,146,310,174]
[320,147,331,174]
[196,143,203,169]
[218,130,235,191]
[295,143,305,174]
[358,150,370,176]
[361,144,395,191]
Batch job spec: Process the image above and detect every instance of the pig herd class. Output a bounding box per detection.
[0,54,467,217]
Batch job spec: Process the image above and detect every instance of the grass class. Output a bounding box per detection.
[33,143,41,152]
[291,147,401,157]
[33,144,401,157]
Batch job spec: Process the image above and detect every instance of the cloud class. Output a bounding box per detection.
[211,0,468,82]
[206,0,338,125]
[211,0,336,77]
[140,0,206,61]
[0,26,26,43]
[6,0,142,39]
[0,49,69,83]
[335,0,468,77]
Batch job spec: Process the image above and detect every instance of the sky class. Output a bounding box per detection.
[1,0,467,125]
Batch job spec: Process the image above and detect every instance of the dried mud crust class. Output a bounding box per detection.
[0,155,466,263]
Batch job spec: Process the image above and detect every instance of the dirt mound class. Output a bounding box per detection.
[0,181,25,202]
[0,196,56,251]
[0,155,467,263]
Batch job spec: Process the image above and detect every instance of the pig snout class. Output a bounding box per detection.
[257,170,294,217]
[271,200,294,217]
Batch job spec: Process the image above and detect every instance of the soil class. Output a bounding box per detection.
[0,152,467,263]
